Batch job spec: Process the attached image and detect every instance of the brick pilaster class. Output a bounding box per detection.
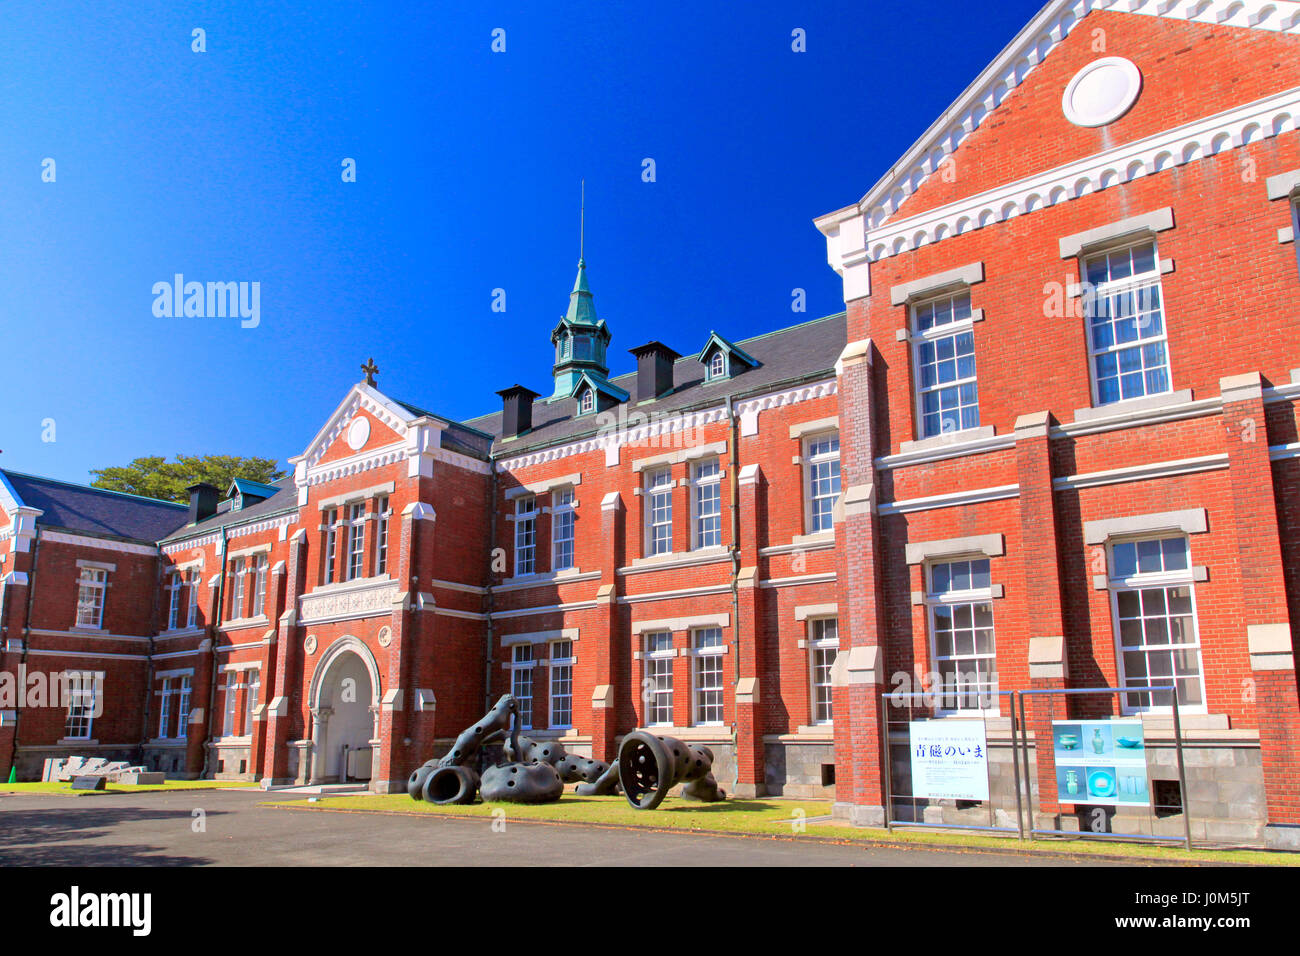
[1221,372,1300,841]
[266,529,308,784]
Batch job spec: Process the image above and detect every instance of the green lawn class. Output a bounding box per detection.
[270,792,1300,866]
[1,779,259,796]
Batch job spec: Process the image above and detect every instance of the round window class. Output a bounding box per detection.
[1062,57,1142,128]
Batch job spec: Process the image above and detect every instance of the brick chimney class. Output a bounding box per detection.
[628,341,680,401]
[497,385,541,440]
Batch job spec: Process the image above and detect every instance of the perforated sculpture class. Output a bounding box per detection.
[408,694,727,809]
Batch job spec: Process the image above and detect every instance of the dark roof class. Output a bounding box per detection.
[462,311,847,455]
[2,470,188,544]
[391,399,495,460]
[160,475,298,544]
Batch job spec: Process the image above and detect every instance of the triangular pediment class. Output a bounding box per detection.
[817,0,1300,259]
[293,383,419,471]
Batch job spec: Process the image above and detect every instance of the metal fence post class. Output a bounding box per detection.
[1009,695,1025,839]
[1171,688,1193,851]
[1018,691,1035,842]
[881,691,894,833]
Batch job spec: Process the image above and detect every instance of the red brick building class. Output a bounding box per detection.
[815,0,1300,847]
[1,0,1298,850]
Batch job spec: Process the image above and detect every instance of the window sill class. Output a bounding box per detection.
[70,625,105,633]
[1073,389,1192,425]
[634,726,729,740]
[222,615,270,630]
[899,425,995,455]
[624,547,731,574]
[58,738,97,746]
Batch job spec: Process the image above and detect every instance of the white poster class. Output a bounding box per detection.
[908,719,990,801]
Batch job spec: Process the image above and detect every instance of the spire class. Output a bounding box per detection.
[565,259,598,324]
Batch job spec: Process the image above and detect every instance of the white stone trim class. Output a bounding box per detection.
[1072,389,1194,424]
[1083,507,1208,545]
[492,569,600,592]
[889,261,984,305]
[815,0,1300,259]
[788,416,840,440]
[759,573,836,589]
[877,484,1020,516]
[1266,168,1300,200]
[624,547,731,574]
[905,534,1004,565]
[898,425,996,455]
[75,559,117,573]
[794,603,838,621]
[500,628,579,647]
[316,480,396,511]
[617,583,734,605]
[505,473,582,500]
[842,86,1300,266]
[1055,454,1228,492]
[1058,207,1175,258]
[630,442,727,473]
[45,531,157,556]
[876,431,1016,471]
[1247,623,1294,671]
[226,542,272,560]
[632,613,729,635]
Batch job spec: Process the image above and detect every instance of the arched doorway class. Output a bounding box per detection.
[308,637,380,784]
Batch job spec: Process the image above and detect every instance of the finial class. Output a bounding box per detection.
[579,179,585,262]
[361,357,379,387]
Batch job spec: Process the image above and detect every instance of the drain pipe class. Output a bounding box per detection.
[9,526,41,779]
[484,459,498,714]
[200,525,230,779]
[724,395,741,794]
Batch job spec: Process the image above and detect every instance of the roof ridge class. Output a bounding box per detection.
[1,469,187,509]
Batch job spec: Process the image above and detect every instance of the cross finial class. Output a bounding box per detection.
[579,179,585,262]
[361,357,379,387]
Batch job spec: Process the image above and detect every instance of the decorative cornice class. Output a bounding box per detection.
[859,87,1300,264]
[877,484,1021,516]
[817,0,1300,239]
[39,531,158,556]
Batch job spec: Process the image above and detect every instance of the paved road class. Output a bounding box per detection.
[0,789,1117,866]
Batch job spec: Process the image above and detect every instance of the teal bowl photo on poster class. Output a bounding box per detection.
[1116,737,1143,749]
[1058,734,1079,750]
[1088,771,1115,797]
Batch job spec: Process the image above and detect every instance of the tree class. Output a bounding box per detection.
[90,455,286,504]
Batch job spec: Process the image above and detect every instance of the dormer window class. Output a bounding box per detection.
[578,387,594,415]
[708,351,726,380]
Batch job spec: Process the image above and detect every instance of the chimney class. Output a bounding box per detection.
[629,341,680,401]
[497,385,541,440]
[186,483,220,525]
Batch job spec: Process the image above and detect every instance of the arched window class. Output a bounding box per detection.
[579,388,594,414]
[709,350,726,380]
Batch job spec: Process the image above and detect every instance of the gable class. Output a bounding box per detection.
[894,10,1300,224]
[315,407,406,465]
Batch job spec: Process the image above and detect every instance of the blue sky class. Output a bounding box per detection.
[0,0,1046,484]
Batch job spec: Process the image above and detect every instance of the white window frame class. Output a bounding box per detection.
[346,502,366,581]
[229,557,247,618]
[646,467,673,557]
[514,495,537,577]
[177,675,192,738]
[186,572,199,628]
[63,672,97,740]
[548,639,574,730]
[1107,534,1206,715]
[925,556,999,715]
[804,432,841,535]
[324,507,340,583]
[166,571,183,630]
[75,567,107,629]
[708,350,726,380]
[244,668,261,732]
[551,486,576,572]
[643,631,675,726]
[252,554,268,617]
[691,627,725,726]
[1083,239,1172,408]
[376,495,391,575]
[578,388,594,415]
[690,458,722,550]
[809,617,840,725]
[510,643,535,730]
[222,672,243,738]
[911,290,980,440]
[158,677,174,739]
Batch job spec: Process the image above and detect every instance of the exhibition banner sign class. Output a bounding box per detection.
[1051,718,1148,807]
[908,719,990,801]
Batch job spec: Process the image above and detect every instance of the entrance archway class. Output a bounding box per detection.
[308,637,380,784]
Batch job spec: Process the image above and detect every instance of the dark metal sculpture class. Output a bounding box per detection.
[408,694,617,805]
[613,730,726,810]
[409,694,727,809]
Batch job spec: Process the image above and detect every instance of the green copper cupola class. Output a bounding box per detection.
[550,259,612,399]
